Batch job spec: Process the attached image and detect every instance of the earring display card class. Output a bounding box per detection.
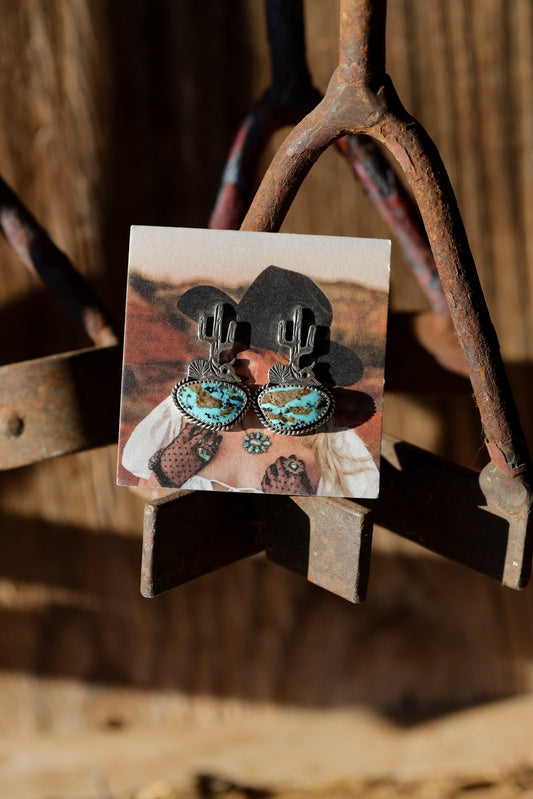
[118,226,390,498]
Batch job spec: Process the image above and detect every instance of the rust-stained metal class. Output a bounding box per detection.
[335,136,446,313]
[209,0,320,231]
[373,438,533,590]
[211,0,447,316]
[0,346,121,470]
[0,175,121,469]
[0,1,528,601]
[142,490,373,602]
[141,0,531,601]
[142,432,532,599]
[241,0,531,482]
[264,495,373,602]
[0,176,118,347]
[141,491,265,597]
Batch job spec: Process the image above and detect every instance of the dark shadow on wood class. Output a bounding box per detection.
[372,439,510,582]
[101,1,255,323]
[196,773,272,799]
[385,312,472,394]
[142,491,267,597]
[0,509,532,726]
[0,290,88,368]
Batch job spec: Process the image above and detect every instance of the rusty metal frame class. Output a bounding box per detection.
[242,0,530,480]
[142,0,532,601]
[0,176,121,469]
[142,491,373,603]
[142,434,532,599]
[211,0,447,316]
[1,0,531,601]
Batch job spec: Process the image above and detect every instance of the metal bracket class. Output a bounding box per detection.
[0,346,121,470]
[375,438,533,591]
[0,175,120,468]
[142,491,373,603]
[139,0,532,601]
[1,0,531,606]
[141,434,532,603]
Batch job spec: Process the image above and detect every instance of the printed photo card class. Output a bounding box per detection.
[118,227,390,498]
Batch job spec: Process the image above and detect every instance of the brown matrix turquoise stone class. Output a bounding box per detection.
[176,380,248,426]
[258,384,331,431]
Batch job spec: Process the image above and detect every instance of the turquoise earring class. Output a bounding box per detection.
[254,306,334,435]
[172,303,250,430]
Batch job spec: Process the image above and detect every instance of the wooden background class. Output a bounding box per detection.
[0,0,533,795]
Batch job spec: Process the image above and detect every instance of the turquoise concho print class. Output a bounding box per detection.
[255,382,334,435]
[242,431,272,454]
[172,378,250,431]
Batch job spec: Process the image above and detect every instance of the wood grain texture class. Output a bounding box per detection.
[4,695,533,798]
[0,0,532,749]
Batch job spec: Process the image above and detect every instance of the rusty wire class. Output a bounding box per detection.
[241,0,531,480]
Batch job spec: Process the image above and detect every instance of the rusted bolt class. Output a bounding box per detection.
[0,408,24,438]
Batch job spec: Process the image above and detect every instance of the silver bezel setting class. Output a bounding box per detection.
[172,378,251,431]
[171,303,251,431]
[253,306,336,436]
[253,383,334,436]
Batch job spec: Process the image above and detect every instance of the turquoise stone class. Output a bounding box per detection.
[242,431,272,454]
[176,380,248,427]
[258,384,331,432]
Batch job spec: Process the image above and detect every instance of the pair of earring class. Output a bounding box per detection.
[172,303,334,436]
